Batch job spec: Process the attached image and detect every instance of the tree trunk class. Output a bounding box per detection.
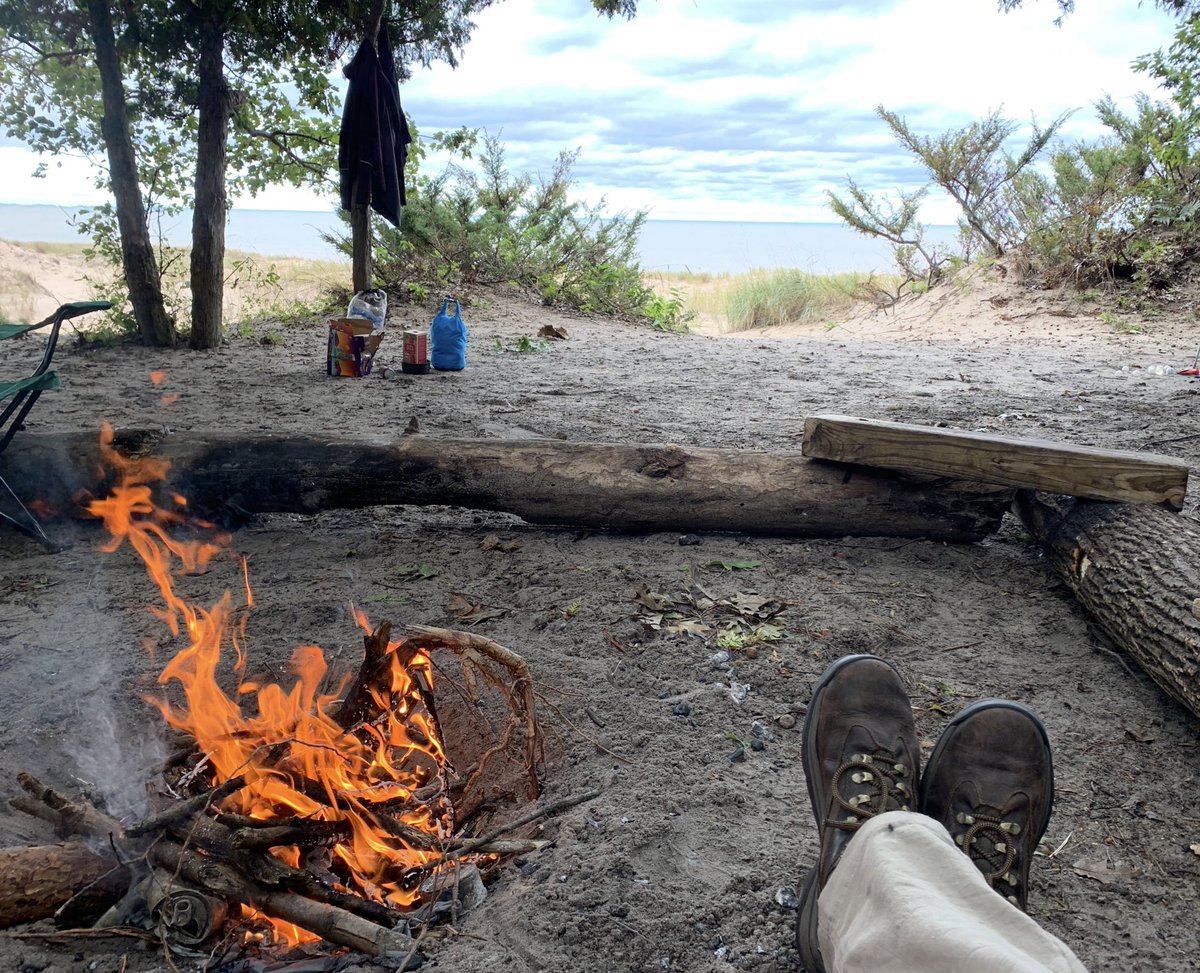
[1015,492,1200,720]
[351,195,372,292]
[189,14,231,350]
[350,0,385,294]
[0,430,1014,542]
[84,0,175,347]
[0,842,125,929]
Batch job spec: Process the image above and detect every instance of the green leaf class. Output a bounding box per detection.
[708,558,762,571]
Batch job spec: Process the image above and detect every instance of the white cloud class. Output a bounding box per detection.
[0,146,109,206]
[0,0,1182,225]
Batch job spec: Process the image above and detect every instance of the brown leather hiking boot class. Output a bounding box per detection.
[795,655,919,973]
[919,699,1054,912]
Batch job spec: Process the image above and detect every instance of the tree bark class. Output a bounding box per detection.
[351,196,372,293]
[0,430,1013,542]
[84,0,175,348]
[0,843,125,929]
[1015,492,1200,720]
[189,12,231,350]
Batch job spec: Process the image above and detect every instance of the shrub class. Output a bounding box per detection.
[373,132,652,315]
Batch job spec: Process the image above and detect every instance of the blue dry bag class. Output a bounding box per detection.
[430,296,467,371]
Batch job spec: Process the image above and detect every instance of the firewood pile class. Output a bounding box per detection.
[3,621,596,969]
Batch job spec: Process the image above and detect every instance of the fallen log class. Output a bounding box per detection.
[1015,492,1200,720]
[0,843,126,928]
[0,429,1014,542]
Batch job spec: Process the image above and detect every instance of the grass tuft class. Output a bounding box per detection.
[645,268,903,334]
[723,269,887,332]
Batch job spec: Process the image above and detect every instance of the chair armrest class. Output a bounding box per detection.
[27,301,113,378]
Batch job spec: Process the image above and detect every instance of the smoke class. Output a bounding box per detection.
[71,659,167,824]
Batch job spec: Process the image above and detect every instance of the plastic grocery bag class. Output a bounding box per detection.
[430,296,467,371]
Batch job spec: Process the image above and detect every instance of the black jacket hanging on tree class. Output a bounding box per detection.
[338,23,412,228]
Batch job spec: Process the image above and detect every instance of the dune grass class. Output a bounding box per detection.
[646,267,901,333]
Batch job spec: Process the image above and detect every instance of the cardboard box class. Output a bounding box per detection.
[402,329,430,374]
[326,317,384,377]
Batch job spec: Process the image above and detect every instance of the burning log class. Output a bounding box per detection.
[0,428,1013,542]
[1015,493,1200,720]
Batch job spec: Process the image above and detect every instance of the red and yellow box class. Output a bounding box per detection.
[326,317,384,377]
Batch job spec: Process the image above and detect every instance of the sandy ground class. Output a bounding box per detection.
[2,242,1200,973]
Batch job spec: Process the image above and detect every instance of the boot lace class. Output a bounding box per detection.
[955,809,1023,905]
[828,750,913,832]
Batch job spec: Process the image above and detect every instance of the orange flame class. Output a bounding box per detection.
[86,423,453,943]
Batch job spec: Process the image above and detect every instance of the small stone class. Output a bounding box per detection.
[728,746,746,763]
[777,713,797,729]
[710,650,731,668]
[672,701,692,717]
[775,885,798,908]
[678,533,704,546]
[378,951,425,971]
[744,645,759,659]
[750,739,766,752]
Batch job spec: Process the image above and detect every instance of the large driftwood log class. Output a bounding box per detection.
[1015,493,1200,720]
[0,843,125,928]
[0,430,1013,542]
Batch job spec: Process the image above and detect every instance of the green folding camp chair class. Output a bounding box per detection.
[1,300,111,546]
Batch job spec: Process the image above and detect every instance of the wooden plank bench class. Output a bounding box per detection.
[802,414,1189,510]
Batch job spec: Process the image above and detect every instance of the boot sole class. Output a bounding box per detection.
[795,865,823,972]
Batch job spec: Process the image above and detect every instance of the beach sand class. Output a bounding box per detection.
[2,240,1198,973]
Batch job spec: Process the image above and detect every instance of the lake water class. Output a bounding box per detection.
[0,203,959,276]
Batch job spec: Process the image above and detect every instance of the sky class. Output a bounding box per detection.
[0,0,1182,224]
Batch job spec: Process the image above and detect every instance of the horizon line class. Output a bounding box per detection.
[0,202,959,228]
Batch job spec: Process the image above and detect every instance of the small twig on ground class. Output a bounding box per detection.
[1140,432,1200,449]
[1044,830,1074,860]
[939,639,985,652]
[536,693,631,765]
[421,789,601,870]
[7,928,160,944]
[1092,642,1140,682]
[408,624,543,799]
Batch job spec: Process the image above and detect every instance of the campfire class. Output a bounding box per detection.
[4,424,589,968]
